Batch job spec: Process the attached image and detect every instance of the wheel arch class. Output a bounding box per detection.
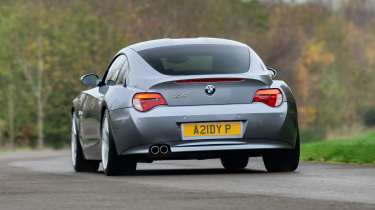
[271,80,299,147]
[100,102,108,135]
[99,102,122,156]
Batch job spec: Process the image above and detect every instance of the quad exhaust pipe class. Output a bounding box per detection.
[150,145,160,155]
[150,144,169,155]
[160,145,169,154]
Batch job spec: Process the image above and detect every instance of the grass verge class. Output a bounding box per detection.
[301,131,375,164]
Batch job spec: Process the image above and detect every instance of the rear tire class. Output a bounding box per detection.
[221,154,249,170]
[263,135,300,173]
[71,114,100,172]
[101,110,137,176]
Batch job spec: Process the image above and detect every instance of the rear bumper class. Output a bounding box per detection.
[120,139,292,162]
[109,102,298,157]
[122,139,291,154]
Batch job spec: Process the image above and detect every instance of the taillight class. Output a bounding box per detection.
[132,93,167,112]
[252,88,283,107]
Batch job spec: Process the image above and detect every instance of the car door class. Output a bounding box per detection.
[79,54,127,159]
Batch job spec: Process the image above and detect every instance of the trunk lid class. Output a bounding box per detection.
[148,75,270,106]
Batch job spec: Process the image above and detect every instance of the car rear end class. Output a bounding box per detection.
[110,41,298,160]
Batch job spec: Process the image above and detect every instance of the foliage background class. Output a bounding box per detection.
[0,0,374,148]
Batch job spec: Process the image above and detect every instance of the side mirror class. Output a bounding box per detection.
[267,67,278,79]
[80,73,99,88]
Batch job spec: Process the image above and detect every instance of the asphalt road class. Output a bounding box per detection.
[0,150,374,210]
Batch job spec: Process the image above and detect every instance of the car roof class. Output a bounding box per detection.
[126,37,249,52]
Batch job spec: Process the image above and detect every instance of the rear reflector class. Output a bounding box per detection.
[175,78,244,84]
[132,93,167,112]
[252,88,283,107]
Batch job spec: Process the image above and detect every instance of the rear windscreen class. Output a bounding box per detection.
[137,44,250,75]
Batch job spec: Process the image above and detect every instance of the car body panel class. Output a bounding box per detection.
[127,37,248,52]
[78,88,104,159]
[109,99,297,157]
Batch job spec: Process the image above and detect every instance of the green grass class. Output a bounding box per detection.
[301,131,375,164]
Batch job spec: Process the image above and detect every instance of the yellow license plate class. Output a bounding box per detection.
[181,121,242,140]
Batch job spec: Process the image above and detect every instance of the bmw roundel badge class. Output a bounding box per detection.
[205,84,216,95]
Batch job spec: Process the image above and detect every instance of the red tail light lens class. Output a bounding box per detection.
[252,88,283,107]
[132,93,167,112]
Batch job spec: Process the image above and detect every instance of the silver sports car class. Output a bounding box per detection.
[71,38,299,176]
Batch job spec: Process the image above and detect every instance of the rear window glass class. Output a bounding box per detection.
[137,44,250,75]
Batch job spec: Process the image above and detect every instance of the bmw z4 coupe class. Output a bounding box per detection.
[71,38,300,176]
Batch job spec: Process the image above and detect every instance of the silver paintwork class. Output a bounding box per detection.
[71,115,77,167]
[101,112,110,170]
[71,38,299,161]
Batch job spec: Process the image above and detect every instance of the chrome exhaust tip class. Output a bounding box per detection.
[160,145,169,155]
[150,146,160,155]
